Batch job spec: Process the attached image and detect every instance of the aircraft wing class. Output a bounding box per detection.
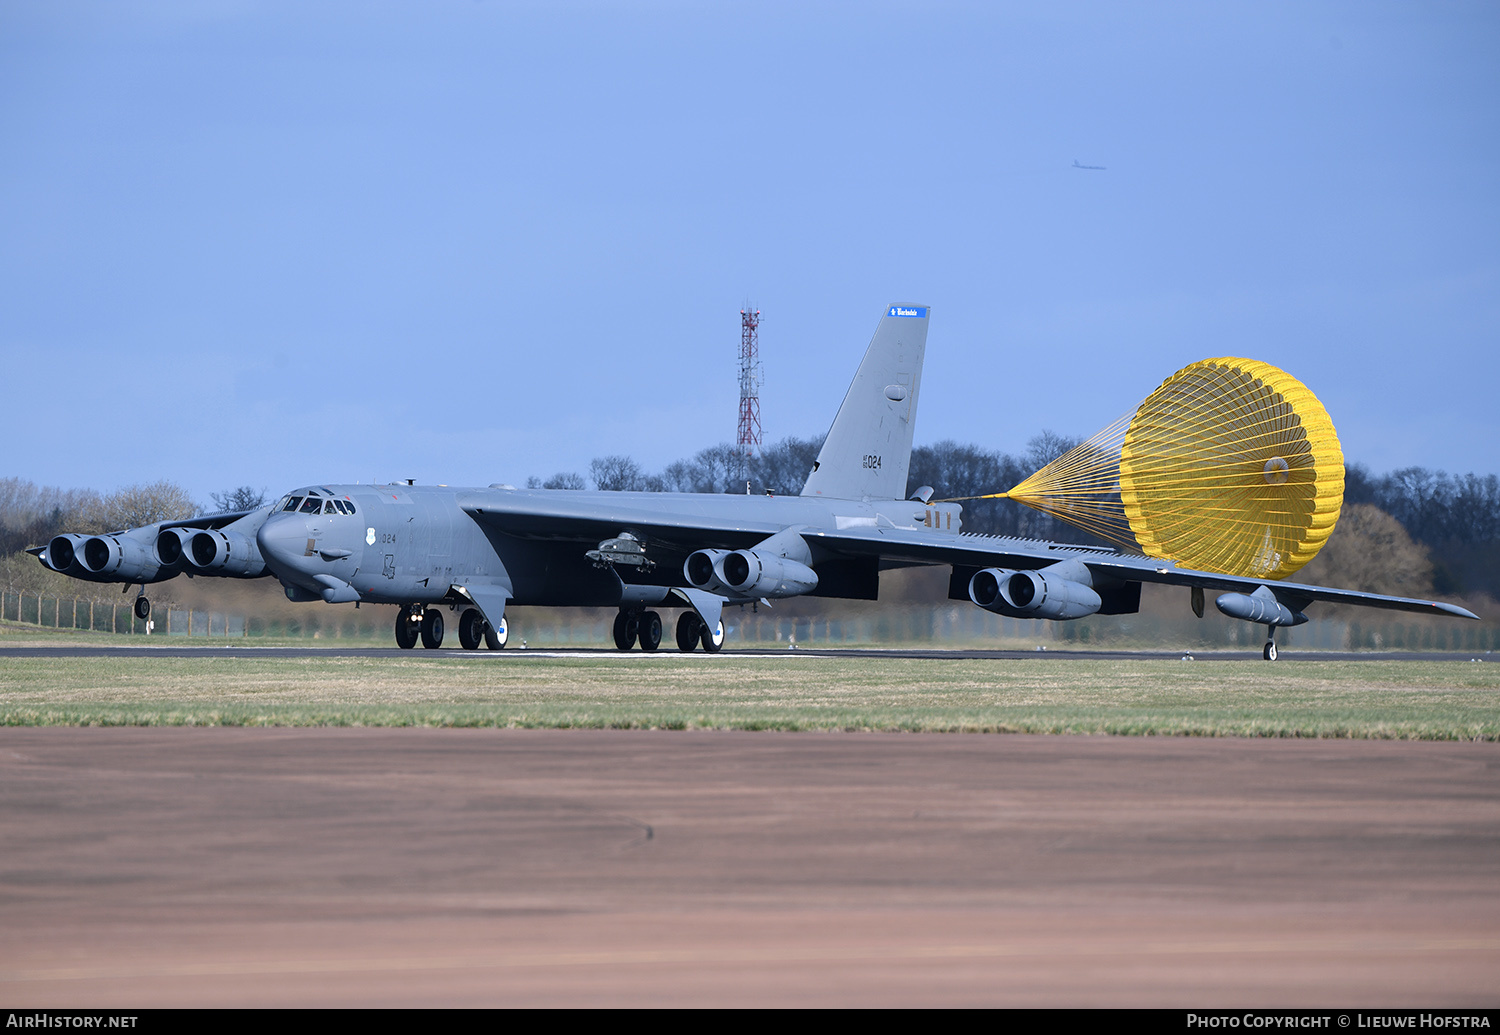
[458,491,786,547]
[26,508,262,556]
[803,525,1481,620]
[458,490,1478,621]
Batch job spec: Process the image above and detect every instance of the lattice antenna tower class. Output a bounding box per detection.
[737,304,763,478]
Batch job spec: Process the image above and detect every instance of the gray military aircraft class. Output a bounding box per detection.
[31,304,1477,660]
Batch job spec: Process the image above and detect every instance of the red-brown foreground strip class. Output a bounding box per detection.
[1,729,1496,1007]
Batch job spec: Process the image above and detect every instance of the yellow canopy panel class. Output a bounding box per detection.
[1119,357,1343,579]
[989,357,1344,580]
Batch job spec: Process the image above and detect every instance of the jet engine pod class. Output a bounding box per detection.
[684,549,733,594]
[1215,588,1308,627]
[155,527,195,567]
[45,534,91,575]
[720,549,819,599]
[968,566,1102,620]
[186,529,266,577]
[81,534,157,581]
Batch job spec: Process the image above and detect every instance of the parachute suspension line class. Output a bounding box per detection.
[935,412,1139,548]
[1001,411,1137,548]
[937,358,1346,580]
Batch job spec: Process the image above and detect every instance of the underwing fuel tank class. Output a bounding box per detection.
[968,559,1102,620]
[1215,587,1309,627]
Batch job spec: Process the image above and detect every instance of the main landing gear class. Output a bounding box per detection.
[613,609,723,653]
[395,605,420,649]
[396,604,507,650]
[395,604,442,648]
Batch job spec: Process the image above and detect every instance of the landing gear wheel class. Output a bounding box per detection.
[458,608,486,651]
[676,611,702,652]
[133,596,151,621]
[700,619,725,653]
[395,606,420,649]
[638,610,662,652]
[420,608,444,649]
[612,611,639,651]
[485,616,507,650]
[1263,640,1278,662]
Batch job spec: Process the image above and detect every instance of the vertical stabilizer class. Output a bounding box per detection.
[801,305,930,500]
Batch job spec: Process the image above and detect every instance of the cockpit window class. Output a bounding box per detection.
[338,500,355,514]
[299,497,323,514]
[283,497,304,512]
[323,500,339,514]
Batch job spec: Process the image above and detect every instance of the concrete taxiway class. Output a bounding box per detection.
[1,728,1496,1006]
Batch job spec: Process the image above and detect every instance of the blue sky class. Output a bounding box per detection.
[2,1,1496,504]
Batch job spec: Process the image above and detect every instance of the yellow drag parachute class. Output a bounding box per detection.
[994,358,1344,580]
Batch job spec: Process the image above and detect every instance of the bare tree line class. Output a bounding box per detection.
[529,432,1093,543]
[3,446,1497,601]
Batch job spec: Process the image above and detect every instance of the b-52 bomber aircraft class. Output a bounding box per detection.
[33,305,1477,659]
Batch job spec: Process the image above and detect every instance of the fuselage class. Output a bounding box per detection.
[255,483,964,608]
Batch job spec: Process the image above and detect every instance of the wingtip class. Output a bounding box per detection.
[1439,603,1482,620]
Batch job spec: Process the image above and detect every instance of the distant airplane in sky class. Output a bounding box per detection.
[1072,159,1106,170]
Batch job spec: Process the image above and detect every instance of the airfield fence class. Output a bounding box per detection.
[2,590,1496,651]
[0,591,383,640]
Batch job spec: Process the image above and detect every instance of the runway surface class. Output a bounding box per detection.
[1,728,1497,1007]
[1,642,1489,662]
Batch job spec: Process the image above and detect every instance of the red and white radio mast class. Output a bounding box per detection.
[736,305,763,478]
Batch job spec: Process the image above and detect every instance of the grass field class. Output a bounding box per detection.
[2,651,1498,738]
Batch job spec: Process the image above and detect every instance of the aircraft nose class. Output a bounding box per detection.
[256,512,314,575]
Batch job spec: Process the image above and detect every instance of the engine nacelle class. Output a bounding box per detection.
[1215,589,1308,627]
[81,534,159,581]
[969,566,1102,620]
[720,549,819,599]
[155,527,195,567]
[185,529,266,577]
[44,534,91,575]
[684,549,734,594]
